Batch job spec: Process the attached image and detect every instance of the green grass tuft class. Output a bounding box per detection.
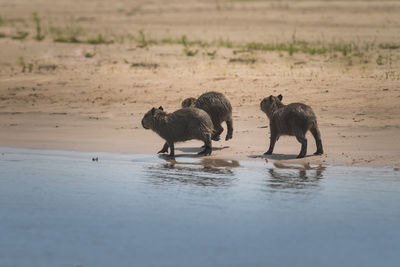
[86,34,113,45]
[218,38,233,48]
[247,40,329,55]
[207,50,217,57]
[136,30,150,48]
[376,55,384,65]
[184,47,198,56]
[18,56,33,73]
[51,24,83,43]
[84,52,96,58]
[32,12,45,41]
[54,36,81,43]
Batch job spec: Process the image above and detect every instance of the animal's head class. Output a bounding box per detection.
[141,106,164,129]
[260,94,283,118]
[181,97,197,108]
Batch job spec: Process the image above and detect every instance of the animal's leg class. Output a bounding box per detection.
[157,142,169,154]
[199,134,212,156]
[212,122,223,141]
[310,124,324,155]
[264,128,278,155]
[295,134,307,158]
[225,119,233,141]
[167,142,175,158]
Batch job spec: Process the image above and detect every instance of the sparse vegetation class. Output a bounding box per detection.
[384,71,400,80]
[217,38,233,48]
[18,57,33,73]
[51,24,112,45]
[376,55,384,65]
[160,35,209,47]
[229,57,256,64]
[53,35,80,43]
[38,64,57,71]
[11,31,29,40]
[51,23,82,43]
[123,59,158,69]
[19,57,26,72]
[184,47,199,56]
[379,43,400,50]
[131,62,159,68]
[136,30,151,48]
[1,11,393,63]
[131,31,390,61]
[207,50,217,57]
[84,51,96,58]
[246,40,331,56]
[86,34,113,45]
[0,12,397,68]
[32,12,45,41]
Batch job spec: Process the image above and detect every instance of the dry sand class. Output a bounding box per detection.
[0,0,399,167]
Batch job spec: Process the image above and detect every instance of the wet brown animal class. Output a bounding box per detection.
[260,94,323,158]
[182,91,233,141]
[141,106,214,157]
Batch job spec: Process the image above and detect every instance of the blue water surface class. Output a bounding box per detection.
[0,147,399,267]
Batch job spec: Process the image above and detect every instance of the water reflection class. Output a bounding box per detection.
[265,162,326,193]
[145,158,240,187]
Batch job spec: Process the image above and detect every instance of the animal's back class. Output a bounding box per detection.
[195,92,232,122]
[162,108,213,142]
[274,103,317,135]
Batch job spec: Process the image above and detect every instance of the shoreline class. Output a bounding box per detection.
[1,120,399,168]
[1,145,398,171]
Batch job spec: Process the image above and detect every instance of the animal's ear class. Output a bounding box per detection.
[151,107,156,115]
[269,95,273,102]
[277,94,283,101]
[158,106,163,111]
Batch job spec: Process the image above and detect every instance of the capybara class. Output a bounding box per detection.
[141,106,214,157]
[181,91,233,141]
[260,94,323,158]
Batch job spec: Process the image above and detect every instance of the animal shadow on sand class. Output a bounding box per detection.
[158,146,229,159]
[249,153,314,160]
[175,146,230,153]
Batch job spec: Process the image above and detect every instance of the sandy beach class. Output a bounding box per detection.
[1,0,399,166]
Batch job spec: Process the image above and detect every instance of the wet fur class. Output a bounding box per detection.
[260,95,324,158]
[141,107,214,157]
[181,91,233,141]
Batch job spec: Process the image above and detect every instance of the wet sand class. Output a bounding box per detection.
[1,147,400,266]
[0,0,400,167]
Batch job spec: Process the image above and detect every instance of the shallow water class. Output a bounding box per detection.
[0,147,399,267]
